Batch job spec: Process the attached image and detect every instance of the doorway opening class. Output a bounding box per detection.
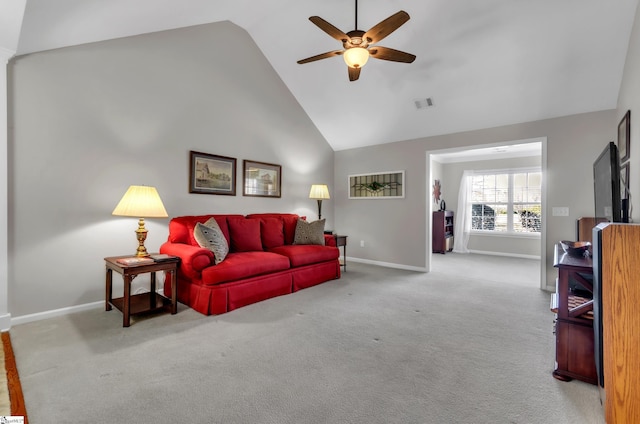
[426,137,547,290]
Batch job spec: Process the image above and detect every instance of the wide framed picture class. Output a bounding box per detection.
[243,160,281,198]
[618,110,631,163]
[189,151,237,195]
[348,170,405,199]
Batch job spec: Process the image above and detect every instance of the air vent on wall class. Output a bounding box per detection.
[414,97,434,110]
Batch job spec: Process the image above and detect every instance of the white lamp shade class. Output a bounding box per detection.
[343,47,370,68]
[309,184,330,200]
[112,185,168,218]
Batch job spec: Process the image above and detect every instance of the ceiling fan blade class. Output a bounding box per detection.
[348,66,361,82]
[369,46,416,63]
[297,50,344,64]
[363,11,410,44]
[309,16,349,42]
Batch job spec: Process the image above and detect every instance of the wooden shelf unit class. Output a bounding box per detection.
[433,210,454,254]
[551,243,597,385]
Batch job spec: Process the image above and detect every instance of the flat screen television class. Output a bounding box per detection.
[593,141,625,223]
[592,141,626,389]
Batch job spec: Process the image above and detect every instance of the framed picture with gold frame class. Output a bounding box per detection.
[242,160,281,198]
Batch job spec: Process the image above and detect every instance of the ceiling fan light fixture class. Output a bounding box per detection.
[298,4,414,81]
[343,47,369,68]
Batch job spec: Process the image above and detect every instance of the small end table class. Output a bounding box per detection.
[333,235,348,272]
[105,255,180,327]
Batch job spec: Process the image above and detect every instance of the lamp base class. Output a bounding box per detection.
[135,218,150,257]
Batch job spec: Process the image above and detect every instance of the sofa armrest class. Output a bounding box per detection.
[324,234,336,247]
[160,242,214,279]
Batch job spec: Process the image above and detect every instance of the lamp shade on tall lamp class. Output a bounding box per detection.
[112,185,168,257]
[309,184,330,220]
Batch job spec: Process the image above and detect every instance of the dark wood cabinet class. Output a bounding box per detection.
[432,210,454,254]
[551,243,597,385]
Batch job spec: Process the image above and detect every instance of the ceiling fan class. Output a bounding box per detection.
[297,0,416,82]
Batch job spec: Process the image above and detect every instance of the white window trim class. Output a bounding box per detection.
[470,229,541,238]
[469,166,542,235]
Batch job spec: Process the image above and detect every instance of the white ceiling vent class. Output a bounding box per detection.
[414,97,434,110]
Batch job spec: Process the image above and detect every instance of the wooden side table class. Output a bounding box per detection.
[105,255,180,327]
[333,235,348,271]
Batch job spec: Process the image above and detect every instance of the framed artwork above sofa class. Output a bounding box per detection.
[243,160,282,198]
[189,151,237,195]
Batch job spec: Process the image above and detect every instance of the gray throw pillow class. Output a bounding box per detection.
[194,218,229,264]
[293,218,326,245]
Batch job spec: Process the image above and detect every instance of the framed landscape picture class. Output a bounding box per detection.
[189,151,237,195]
[243,160,281,198]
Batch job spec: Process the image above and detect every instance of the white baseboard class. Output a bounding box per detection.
[0,313,11,332]
[11,301,103,327]
[346,257,427,272]
[467,249,541,260]
[10,287,163,328]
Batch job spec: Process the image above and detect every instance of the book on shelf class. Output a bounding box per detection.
[116,257,155,266]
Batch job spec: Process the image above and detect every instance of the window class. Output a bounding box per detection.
[469,169,541,233]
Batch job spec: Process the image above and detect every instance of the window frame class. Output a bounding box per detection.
[469,167,542,236]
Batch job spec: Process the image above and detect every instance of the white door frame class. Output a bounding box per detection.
[425,137,548,291]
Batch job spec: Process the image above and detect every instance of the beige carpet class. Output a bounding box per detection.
[0,338,10,416]
[11,255,605,424]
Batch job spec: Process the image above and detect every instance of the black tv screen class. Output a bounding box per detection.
[593,142,623,222]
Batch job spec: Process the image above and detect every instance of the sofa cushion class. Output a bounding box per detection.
[269,245,339,267]
[293,218,326,245]
[168,214,240,246]
[201,251,291,285]
[246,213,301,245]
[256,217,285,249]
[228,218,263,252]
[282,215,300,245]
[193,218,229,265]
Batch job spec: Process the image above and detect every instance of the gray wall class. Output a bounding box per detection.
[438,155,542,258]
[335,110,616,286]
[8,22,335,318]
[618,3,640,215]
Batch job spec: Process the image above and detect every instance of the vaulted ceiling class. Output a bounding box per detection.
[15,0,639,151]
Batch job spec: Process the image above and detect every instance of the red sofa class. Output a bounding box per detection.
[160,213,341,315]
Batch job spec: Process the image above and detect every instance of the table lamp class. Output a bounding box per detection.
[309,184,330,220]
[112,185,168,257]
